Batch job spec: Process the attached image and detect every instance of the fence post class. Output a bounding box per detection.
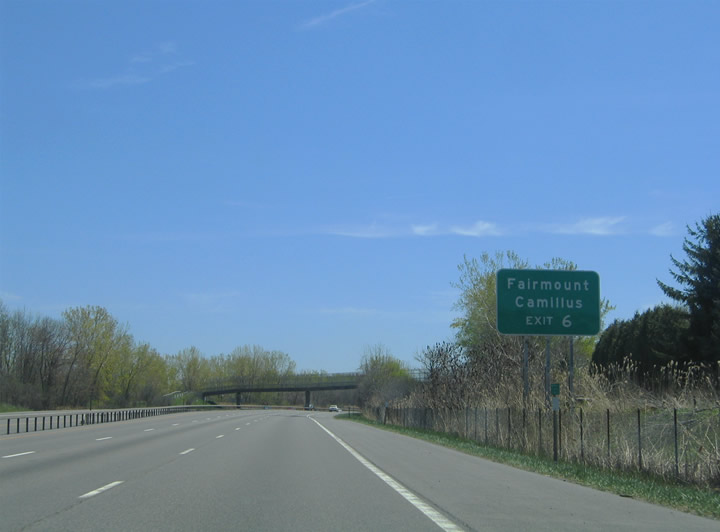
[580,408,584,462]
[484,408,488,445]
[558,409,562,458]
[474,407,478,441]
[538,408,543,455]
[673,408,679,478]
[495,408,500,445]
[637,409,643,470]
[507,407,512,449]
[553,410,558,462]
[606,409,611,460]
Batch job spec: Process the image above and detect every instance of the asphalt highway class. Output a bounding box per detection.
[1,410,717,531]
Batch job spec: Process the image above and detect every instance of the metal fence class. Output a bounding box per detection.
[376,405,720,487]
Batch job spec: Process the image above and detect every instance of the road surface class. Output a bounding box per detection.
[1,410,716,531]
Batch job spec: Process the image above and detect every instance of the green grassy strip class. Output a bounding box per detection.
[339,413,720,521]
[0,403,29,413]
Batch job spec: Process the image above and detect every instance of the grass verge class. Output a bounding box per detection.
[0,403,29,413]
[338,413,720,521]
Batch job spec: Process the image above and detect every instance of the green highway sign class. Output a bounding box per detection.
[496,269,600,336]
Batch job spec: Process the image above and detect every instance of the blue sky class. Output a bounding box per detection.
[1,1,718,373]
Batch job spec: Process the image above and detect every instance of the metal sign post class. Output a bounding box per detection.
[551,383,560,462]
[496,268,601,463]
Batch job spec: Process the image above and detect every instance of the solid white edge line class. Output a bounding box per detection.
[2,451,36,458]
[179,448,195,455]
[309,417,463,532]
[79,481,124,499]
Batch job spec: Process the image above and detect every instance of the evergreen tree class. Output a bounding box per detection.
[657,214,720,365]
[591,305,689,374]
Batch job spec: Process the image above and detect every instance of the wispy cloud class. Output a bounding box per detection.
[73,41,194,90]
[411,223,440,236]
[300,0,376,29]
[547,217,626,235]
[649,221,676,237]
[323,219,504,239]
[323,223,402,239]
[311,216,649,239]
[449,220,503,237]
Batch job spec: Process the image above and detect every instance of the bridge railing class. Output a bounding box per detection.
[201,372,365,393]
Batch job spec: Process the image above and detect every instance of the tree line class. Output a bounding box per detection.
[0,303,299,409]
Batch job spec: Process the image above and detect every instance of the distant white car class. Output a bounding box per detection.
[328,405,339,412]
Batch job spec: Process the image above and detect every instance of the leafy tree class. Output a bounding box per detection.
[109,342,165,407]
[657,213,720,366]
[357,344,413,407]
[168,346,209,392]
[60,306,126,407]
[417,341,479,409]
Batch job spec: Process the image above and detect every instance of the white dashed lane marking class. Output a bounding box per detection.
[79,481,124,499]
[2,451,36,459]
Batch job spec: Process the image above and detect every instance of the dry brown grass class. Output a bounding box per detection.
[393,358,720,487]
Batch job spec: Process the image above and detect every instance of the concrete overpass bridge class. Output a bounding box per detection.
[199,373,363,408]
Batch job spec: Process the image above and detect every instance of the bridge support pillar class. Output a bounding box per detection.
[305,390,312,408]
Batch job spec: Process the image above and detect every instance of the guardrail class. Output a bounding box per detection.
[1,407,203,435]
